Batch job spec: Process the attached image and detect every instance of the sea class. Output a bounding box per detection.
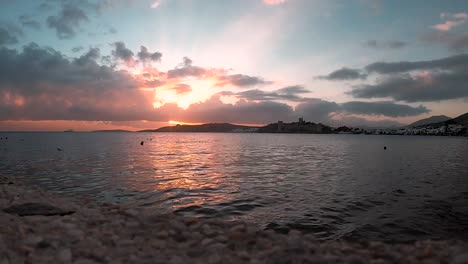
[1,132,467,241]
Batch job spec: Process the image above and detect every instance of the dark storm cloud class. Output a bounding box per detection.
[364,40,408,49]
[318,67,367,81]
[112,41,134,62]
[47,3,89,39]
[340,101,429,117]
[137,46,162,63]
[18,15,41,30]
[215,74,272,87]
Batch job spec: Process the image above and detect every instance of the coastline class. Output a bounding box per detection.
[1,176,467,264]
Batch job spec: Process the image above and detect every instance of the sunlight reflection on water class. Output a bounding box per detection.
[1,132,468,241]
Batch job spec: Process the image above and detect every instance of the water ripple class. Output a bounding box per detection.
[1,132,468,241]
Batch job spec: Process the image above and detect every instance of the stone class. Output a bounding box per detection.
[57,248,72,263]
[453,254,468,264]
[3,203,74,216]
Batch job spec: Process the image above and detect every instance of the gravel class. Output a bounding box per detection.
[0,176,467,264]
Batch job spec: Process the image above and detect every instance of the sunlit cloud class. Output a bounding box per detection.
[263,0,287,5]
[151,1,161,9]
[432,13,468,31]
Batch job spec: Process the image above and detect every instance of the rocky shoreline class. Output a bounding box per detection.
[1,176,467,264]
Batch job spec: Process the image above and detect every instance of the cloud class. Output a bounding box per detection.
[0,43,158,121]
[423,13,468,51]
[349,71,468,102]
[295,99,425,124]
[433,20,465,31]
[364,40,407,49]
[432,13,468,31]
[325,53,468,103]
[295,99,340,123]
[340,101,429,117]
[422,31,468,52]
[235,85,311,102]
[178,95,295,124]
[47,3,89,39]
[0,23,22,46]
[18,15,41,30]
[0,42,428,127]
[329,116,404,129]
[167,65,207,79]
[215,74,272,87]
[137,46,162,63]
[171,84,192,94]
[112,41,134,62]
[365,53,468,74]
[166,57,212,79]
[151,0,161,9]
[71,46,84,53]
[263,0,287,5]
[276,85,310,94]
[318,67,367,81]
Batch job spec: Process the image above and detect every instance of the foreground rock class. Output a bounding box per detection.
[1,178,467,264]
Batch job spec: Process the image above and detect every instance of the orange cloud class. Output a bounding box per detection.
[263,0,287,5]
[433,12,468,31]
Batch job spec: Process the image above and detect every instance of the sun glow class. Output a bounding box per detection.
[153,79,218,109]
[168,120,199,125]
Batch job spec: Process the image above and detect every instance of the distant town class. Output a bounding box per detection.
[135,112,468,137]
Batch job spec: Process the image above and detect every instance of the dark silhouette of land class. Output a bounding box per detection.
[417,112,468,128]
[139,123,259,133]
[408,115,452,128]
[91,130,133,133]
[137,113,468,136]
[257,118,332,134]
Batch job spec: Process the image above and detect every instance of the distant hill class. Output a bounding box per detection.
[91,130,132,133]
[408,115,452,128]
[418,112,468,127]
[139,123,259,133]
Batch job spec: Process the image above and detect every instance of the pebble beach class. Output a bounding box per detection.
[1,176,467,264]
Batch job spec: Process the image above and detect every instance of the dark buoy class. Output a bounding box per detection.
[384,146,387,150]
[140,141,144,146]
[57,148,64,151]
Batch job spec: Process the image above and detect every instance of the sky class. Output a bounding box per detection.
[0,0,467,131]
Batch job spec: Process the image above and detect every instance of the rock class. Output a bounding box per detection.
[201,238,214,247]
[73,258,101,264]
[3,203,74,216]
[453,254,468,264]
[37,240,51,249]
[57,248,72,263]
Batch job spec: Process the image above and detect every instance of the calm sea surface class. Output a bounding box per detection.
[1,132,467,241]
